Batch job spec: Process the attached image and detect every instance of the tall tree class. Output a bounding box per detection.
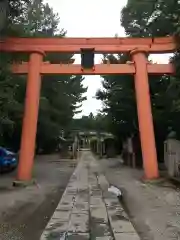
[0,0,87,153]
[98,0,180,160]
[96,54,137,140]
[71,113,108,133]
[121,0,178,37]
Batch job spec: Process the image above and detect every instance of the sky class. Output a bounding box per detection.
[46,0,171,118]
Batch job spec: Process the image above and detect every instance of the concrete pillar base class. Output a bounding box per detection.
[141,177,163,185]
[13,179,36,187]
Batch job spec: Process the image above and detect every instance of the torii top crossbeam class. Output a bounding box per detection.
[0,36,175,53]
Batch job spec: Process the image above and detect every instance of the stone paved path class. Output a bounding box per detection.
[40,151,140,240]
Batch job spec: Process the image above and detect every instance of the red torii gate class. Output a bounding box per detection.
[0,36,175,182]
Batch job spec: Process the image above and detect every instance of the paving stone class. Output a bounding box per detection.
[68,213,89,233]
[89,177,97,182]
[74,198,89,207]
[64,188,77,194]
[41,231,66,240]
[78,187,89,193]
[72,202,89,214]
[72,208,89,215]
[92,191,102,198]
[57,204,74,212]
[77,193,89,202]
[66,233,89,239]
[90,197,105,207]
[90,222,112,238]
[90,206,108,223]
[107,208,129,221]
[59,194,76,204]
[51,210,71,222]
[114,232,141,240]
[90,184,99,189]
[109,217,136,233]
[98,174,109,190]
[95,237,113,240]
[89,180,98,186]
[104,196,121,209]
[46,221,69,232]
[75,194,89,203]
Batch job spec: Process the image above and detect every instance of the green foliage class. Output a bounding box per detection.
[121,0,179,37]
[71,113,108,133]
[97,55,132,134]
[96,54,137,140]
[0,0,87,153]
[0,0,30,37]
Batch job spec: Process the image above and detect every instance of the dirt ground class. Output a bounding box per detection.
[100,158,180,240]
[0,154,77,240]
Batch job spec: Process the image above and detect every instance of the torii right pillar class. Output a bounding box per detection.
[131,49,159,179]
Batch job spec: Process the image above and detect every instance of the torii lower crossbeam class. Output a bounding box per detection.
[12,63,174,75]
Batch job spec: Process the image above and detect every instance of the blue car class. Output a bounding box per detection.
[0,147,18,172]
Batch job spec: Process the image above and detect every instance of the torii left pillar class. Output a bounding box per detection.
[16,51,44,183]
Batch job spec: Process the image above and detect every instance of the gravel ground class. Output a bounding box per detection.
[0,154,77,240]
[100,158,180,240]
